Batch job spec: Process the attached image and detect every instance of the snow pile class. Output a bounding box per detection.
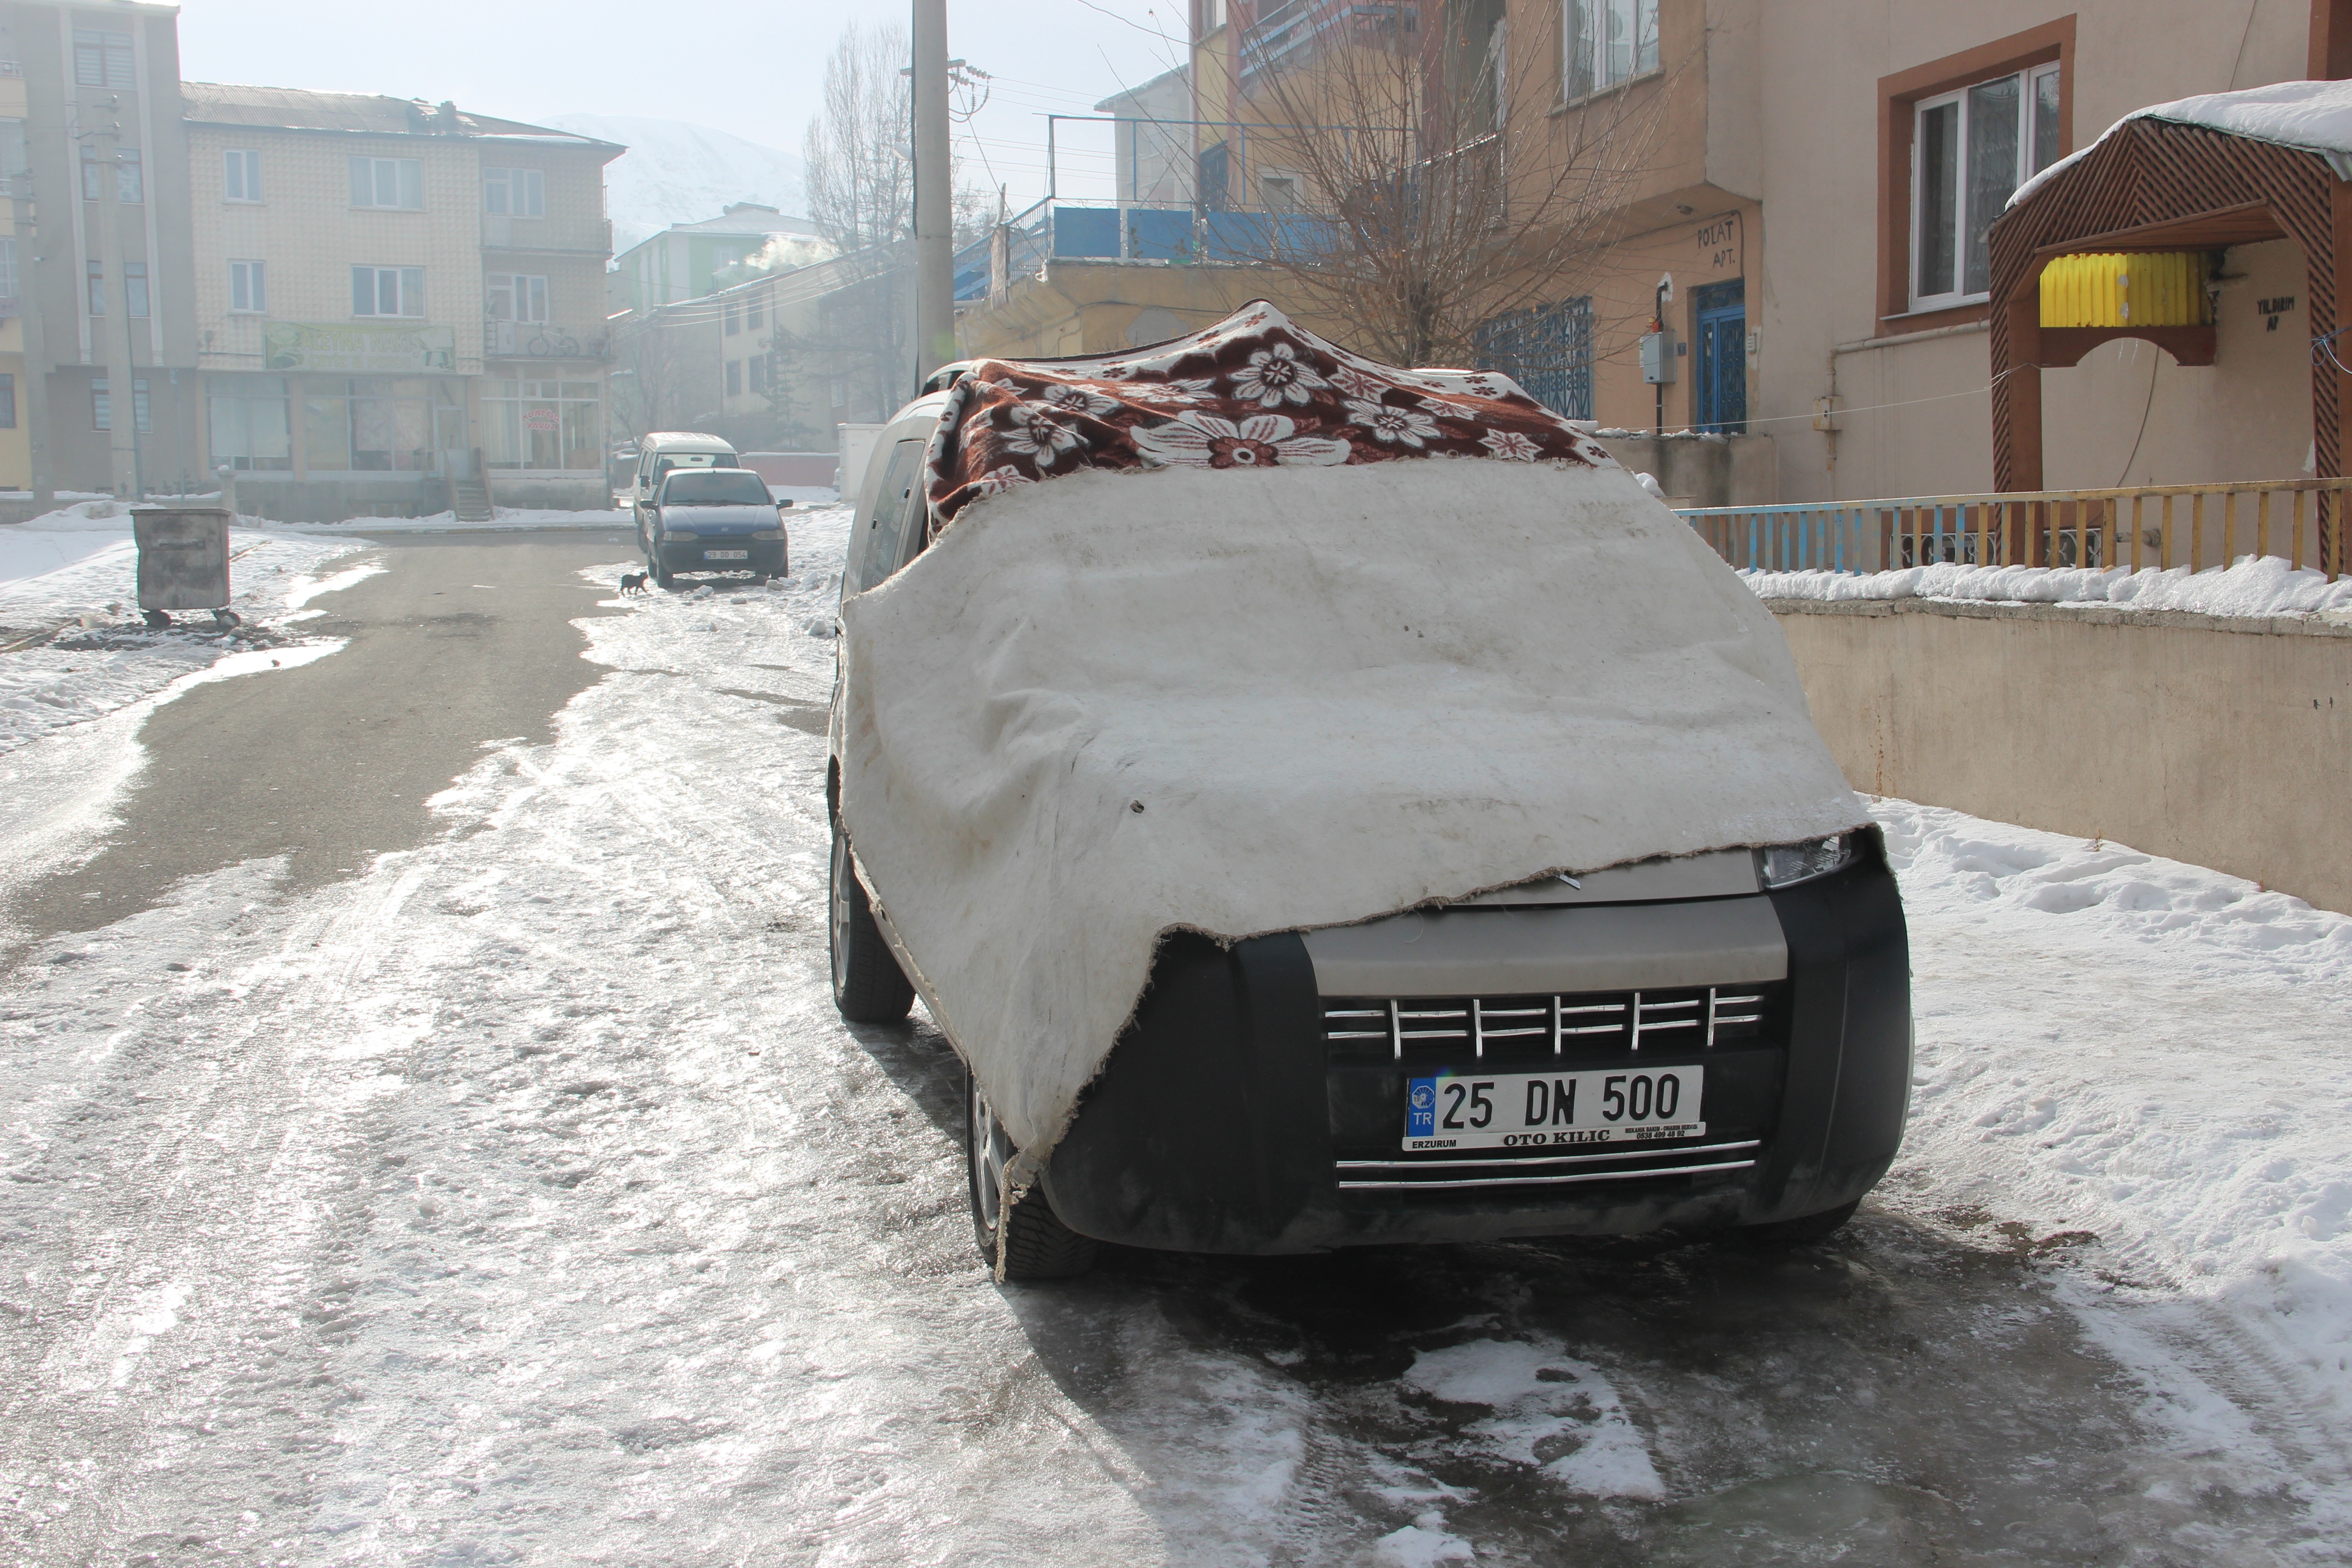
[1402,1338,1663,1498]
[840,461,1864,1163]
[1882,797,2352,1453]
[1745,554,2352,618]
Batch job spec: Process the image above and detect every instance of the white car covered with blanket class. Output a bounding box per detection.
[825,304,1910,1280]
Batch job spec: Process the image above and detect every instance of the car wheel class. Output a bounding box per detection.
[1737,1199,1862,1246]
[828,823,915,1023]
[965,1065,1097,1281]
[651,555,677,592]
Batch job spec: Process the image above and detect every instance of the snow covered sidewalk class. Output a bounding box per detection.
[1744,554,2352,621]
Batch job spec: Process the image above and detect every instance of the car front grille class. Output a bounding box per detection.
[1323,981,1785,1195]
[1322,983,1771,1066]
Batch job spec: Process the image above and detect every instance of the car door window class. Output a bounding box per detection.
[852,438,927,595]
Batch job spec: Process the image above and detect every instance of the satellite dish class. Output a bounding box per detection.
[1657,273,1676,304]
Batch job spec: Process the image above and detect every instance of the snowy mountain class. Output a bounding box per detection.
[544,113,806,251]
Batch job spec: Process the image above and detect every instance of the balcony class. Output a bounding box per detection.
[484,319,611,362]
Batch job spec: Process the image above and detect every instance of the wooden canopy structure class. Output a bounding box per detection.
[1989,114,2349,502]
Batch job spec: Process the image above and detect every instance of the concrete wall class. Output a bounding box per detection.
[1593,431,1775,506]
[1770,598,2352,914]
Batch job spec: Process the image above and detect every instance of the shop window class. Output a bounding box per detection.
[483,378,602,471]
[209,377,292,470]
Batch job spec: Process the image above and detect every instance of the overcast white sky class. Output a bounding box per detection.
[176,0,1192,210]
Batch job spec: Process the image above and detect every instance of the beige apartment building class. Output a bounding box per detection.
[181,84,621,517]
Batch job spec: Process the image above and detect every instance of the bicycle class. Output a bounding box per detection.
[526,325,582,358]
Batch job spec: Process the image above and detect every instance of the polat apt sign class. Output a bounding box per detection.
[263,322,459,374]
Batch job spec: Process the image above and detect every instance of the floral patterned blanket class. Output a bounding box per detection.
[924,302,1617,528]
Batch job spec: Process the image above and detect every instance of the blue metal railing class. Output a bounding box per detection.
[953,198,1347,301]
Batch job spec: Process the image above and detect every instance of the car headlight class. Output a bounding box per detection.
[664,527,698,541]
[752,528,785,540]
[1758,833,1860,887]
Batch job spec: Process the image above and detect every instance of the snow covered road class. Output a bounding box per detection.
[0,505,2346,1563]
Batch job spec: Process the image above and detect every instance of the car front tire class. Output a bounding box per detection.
[966,1066,1097,1281]
[828,823,915,1023]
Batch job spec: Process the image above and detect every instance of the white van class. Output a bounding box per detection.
[632,432,739,533]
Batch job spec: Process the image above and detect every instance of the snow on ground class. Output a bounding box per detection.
[1745,555,2352,619]
[0,501,2348,1560]
[278,504,632,534]
[0,502,368,754]
[1875,799,2352,1499]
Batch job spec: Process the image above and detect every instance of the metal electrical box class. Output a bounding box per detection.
[1641,329,1679,384]
[131,505,233,612]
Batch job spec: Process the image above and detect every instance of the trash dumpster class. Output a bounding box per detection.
[131,505,239,628]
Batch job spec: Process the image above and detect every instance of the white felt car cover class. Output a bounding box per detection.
[837,306,1866,1171]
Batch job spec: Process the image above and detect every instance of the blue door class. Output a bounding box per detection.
[1693,279,1747,434]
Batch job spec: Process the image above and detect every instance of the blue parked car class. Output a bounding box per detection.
[639,467,791,588]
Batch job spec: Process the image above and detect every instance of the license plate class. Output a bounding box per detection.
[1404,1066,1705,1151]
[702,549,750,560]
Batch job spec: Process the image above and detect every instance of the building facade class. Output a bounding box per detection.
[609,203,827,316]
[181,84,620,518]
[0,0,200,504]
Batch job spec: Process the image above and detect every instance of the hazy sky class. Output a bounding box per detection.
[176,0,1191,208]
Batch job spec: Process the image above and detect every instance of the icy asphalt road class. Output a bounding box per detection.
[0,509,2342,1565]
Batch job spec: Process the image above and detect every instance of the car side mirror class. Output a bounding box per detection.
[778,500,793,511]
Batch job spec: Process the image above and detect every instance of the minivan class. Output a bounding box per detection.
[632,432,738,535]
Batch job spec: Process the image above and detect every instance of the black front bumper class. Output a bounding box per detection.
[1040,845,1911,1254]
[652,537,788,575]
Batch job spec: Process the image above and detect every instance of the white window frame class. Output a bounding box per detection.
[1563,0,1658,101]
[126,261,148,319]
[1910,62,2064,312]
[485,167,545,218]
[350,156,424,211]
[352,265,425,318]
[486,272,549,323]
[224,148,262,203]
[230,259,266,314]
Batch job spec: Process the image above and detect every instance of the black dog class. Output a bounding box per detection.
[619,571,649,596]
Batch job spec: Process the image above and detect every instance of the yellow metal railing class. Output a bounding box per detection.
[1680,477,2352,581]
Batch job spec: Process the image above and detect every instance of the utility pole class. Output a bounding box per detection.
[88,119,141,499]
[911,0,954,386]
[14,153,53,506]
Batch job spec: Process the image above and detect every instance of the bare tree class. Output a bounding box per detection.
[1215,1,1678,386]
[799,22,918,421]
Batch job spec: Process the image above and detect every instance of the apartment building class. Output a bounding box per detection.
[181,84,621,517]
[0,0,200,502]
[609,203,827,316]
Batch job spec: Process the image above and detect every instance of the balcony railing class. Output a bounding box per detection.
[484,320,611,362]
[1680,477,2351,582]
[955,196,1346,301]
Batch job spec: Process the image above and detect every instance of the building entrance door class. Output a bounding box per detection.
[432,392,471,478]
[1692,278,1746,434]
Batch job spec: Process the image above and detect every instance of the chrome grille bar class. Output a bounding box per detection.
[1337,1138,1761,1173]
[1338,1157,1758,1192]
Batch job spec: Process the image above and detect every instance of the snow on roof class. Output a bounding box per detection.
[179,82,622,155]
[2010,78,2352,210]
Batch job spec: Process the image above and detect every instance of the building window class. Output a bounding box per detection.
[0,119,25,177]
[748,355,769,395]
[126,262,148,318]
[0,373,15,430]
[1475,297,1593,421]
[1912,63,2064,307]
[483,378,601,471]
[485,272,548,323]
[484,168,544,217]
[93,377,152,434]
[1564,0,1657,99]
[352,265,425,318]
[74,29,135,90]
[117,148,142,204]
[80,146,102,201]
[209,376,294,471]
[224,148,262,202]
[0,237,17,306]
[230,260,266,314]
[86,260,104,316]
[350,156,424,211]
[724,300,740,336]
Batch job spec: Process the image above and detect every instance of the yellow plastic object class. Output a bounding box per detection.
[2039,252,2212,328]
